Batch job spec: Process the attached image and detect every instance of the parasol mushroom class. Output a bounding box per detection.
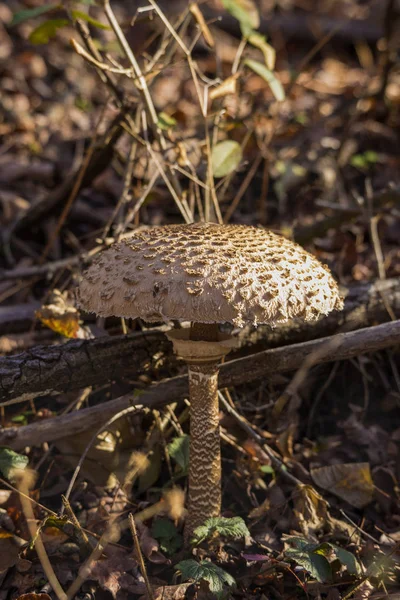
[77,223,343,539]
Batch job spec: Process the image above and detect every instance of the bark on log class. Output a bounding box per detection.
[1,320,399,450]
[1,278,399,404]
[0,331,170,405]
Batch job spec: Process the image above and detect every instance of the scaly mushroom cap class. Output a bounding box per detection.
[77,223,343,327]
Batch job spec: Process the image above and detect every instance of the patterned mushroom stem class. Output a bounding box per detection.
[185,359,221,541]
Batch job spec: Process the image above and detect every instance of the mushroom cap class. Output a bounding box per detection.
[77,223,343,327]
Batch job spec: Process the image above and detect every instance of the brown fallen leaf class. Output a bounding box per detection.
[36,290,83,339]
[293,485,330,537]
[143,583,192,600]
[15,594,51,600]
[89,547,138,599]
[136,521,168,564]
[310,462,374,508]
[141,583,214,600]
[0,530,26,571]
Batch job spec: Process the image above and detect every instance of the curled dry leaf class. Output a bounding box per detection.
[89,548,138,599]
[140,583,195,600]
[36,290,83,339]
[15,595,52,600]
[0,531,26,571]
[311,462,374,508]
[210,75,238,100]
[293,485,330,537]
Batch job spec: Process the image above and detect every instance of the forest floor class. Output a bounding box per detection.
[0,1,400,599]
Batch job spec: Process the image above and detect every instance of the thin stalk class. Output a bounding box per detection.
[103,0,163,147]
[185,360,221,541]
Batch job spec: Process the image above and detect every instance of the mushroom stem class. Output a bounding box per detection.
[165,328,234,543]
[185,359,221,541]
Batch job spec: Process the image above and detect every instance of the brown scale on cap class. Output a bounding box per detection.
[78,223,343,326]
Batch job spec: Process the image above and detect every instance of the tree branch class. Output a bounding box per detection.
[0,331,170,405]
[1,320,399,450]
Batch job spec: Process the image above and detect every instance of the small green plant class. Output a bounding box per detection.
[222,0,284,102]
[350,150,379,169]
[173,517,249,597]
[167,435,190,475]
[0,447,29,482]
[175,560,236,598]
[151,517,183,555]
[283,535,362,583]
[191,516,250,545]
[11,1,109,45]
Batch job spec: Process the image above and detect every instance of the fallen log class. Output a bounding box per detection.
[1,278,399,404]
[1,320,399,450]
[0,330,170,405]
[0,302,40,335]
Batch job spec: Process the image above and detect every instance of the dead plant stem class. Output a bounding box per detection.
[19,474,67,600]
[129,514,154,600]
[39,101,109,263]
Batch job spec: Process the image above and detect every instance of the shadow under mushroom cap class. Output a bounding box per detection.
[77,223,343,328]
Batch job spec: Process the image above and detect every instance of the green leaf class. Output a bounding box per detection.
[0,448,29,481]
[364,150,378,162]
[29,19,69,44]
[71,10,110,30]
[350,154,368,169]
[350,151,379,169]
[192,516,250,545]
[167,435,189,473]
[285,548,332,582]
[314,542,333,557]
[283,535,315,551]
[157,112,177,131]
[152,517,177,539]
[221,0,259,37]
[11,414,28,424]
[30,514,70,549]
[11,4,60,26]
[284,536,361,580]
[331,544,362,576]
[211,140,242,178]
[176,560,236,596]
[247,31,276,70]
[260,464,274,474]
[152,517,183,555]
[244,59,285,101]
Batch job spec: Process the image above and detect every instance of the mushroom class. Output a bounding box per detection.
[77,223,343,539]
